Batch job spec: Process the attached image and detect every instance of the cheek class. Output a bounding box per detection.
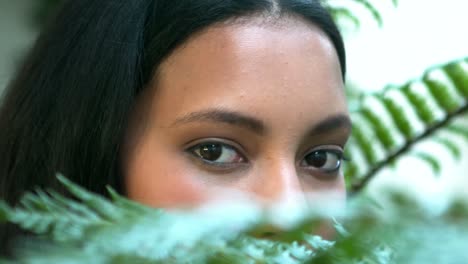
[124,139,211,208]
[299,173,347,209]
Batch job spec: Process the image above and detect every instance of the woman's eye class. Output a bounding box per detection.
[302,149,343,172]
[188,142,245,165]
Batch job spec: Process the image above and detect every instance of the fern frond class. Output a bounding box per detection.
[446,123,468,140]
[411,151,442,175]
[328,7,361,29]
[432,136,462,161]
[2,189,107,242]
[323,0,396,29]
[401,83,440,126]
[3,178,468,263]
[347,58,468,193]
[444,60,468,97]
[379,93,418,139]
[360,106,399,152]
[351,124,380,165]
[0,177,352,263]
[424,69,464,113]
[352,0,383,26]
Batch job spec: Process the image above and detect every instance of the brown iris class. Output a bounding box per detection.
[305,151,328,167]
[198,143,223,161]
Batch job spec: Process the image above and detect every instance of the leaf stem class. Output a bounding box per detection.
[350,102,468,194]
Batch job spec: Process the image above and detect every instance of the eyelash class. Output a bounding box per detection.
[186,140,247,169]
[300,149,347,173]
[186,140,348,175]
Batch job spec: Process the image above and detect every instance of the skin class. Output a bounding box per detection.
[124,16,351,211]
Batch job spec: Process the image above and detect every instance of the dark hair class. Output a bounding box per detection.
[0,0,345,250]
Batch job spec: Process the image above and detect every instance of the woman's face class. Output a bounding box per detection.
[124,17,351,209]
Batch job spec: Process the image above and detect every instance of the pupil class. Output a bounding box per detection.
[306,151,327,167]
[199,144,222,161]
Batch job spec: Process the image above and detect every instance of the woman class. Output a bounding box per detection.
[0,0,350,250]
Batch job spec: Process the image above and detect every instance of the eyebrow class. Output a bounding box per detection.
[308,114,352,136]
[172,109,351,137]
[172,109,266,134]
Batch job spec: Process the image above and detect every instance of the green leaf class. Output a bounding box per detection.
[424,70,463,113]
[443,59,468,97]
[329,7,361,29]
[4,177,468,263]
[323,0,396,30]
[349,58,468,192]
[401,83,439,125]
[106,186,158,216]
[445,124,468,140]
[56,174,123,221]
[351,125,380,165]
[360,107,399,152]
[432,136,462,160]
[411,151,442,176]
[352,0,383,27]
[380,95,415,139]
[343,162,359,187]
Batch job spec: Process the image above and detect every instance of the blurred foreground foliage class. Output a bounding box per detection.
[1,175,468,263]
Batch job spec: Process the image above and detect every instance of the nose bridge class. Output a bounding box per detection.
[254,155,303,204]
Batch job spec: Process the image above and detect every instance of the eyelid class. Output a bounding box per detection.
[299,145,347,176]
[184,138,249,170]
[184,137,248,157]
[300,145,344,159]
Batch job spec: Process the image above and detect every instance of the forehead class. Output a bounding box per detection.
[153,16,346,128]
